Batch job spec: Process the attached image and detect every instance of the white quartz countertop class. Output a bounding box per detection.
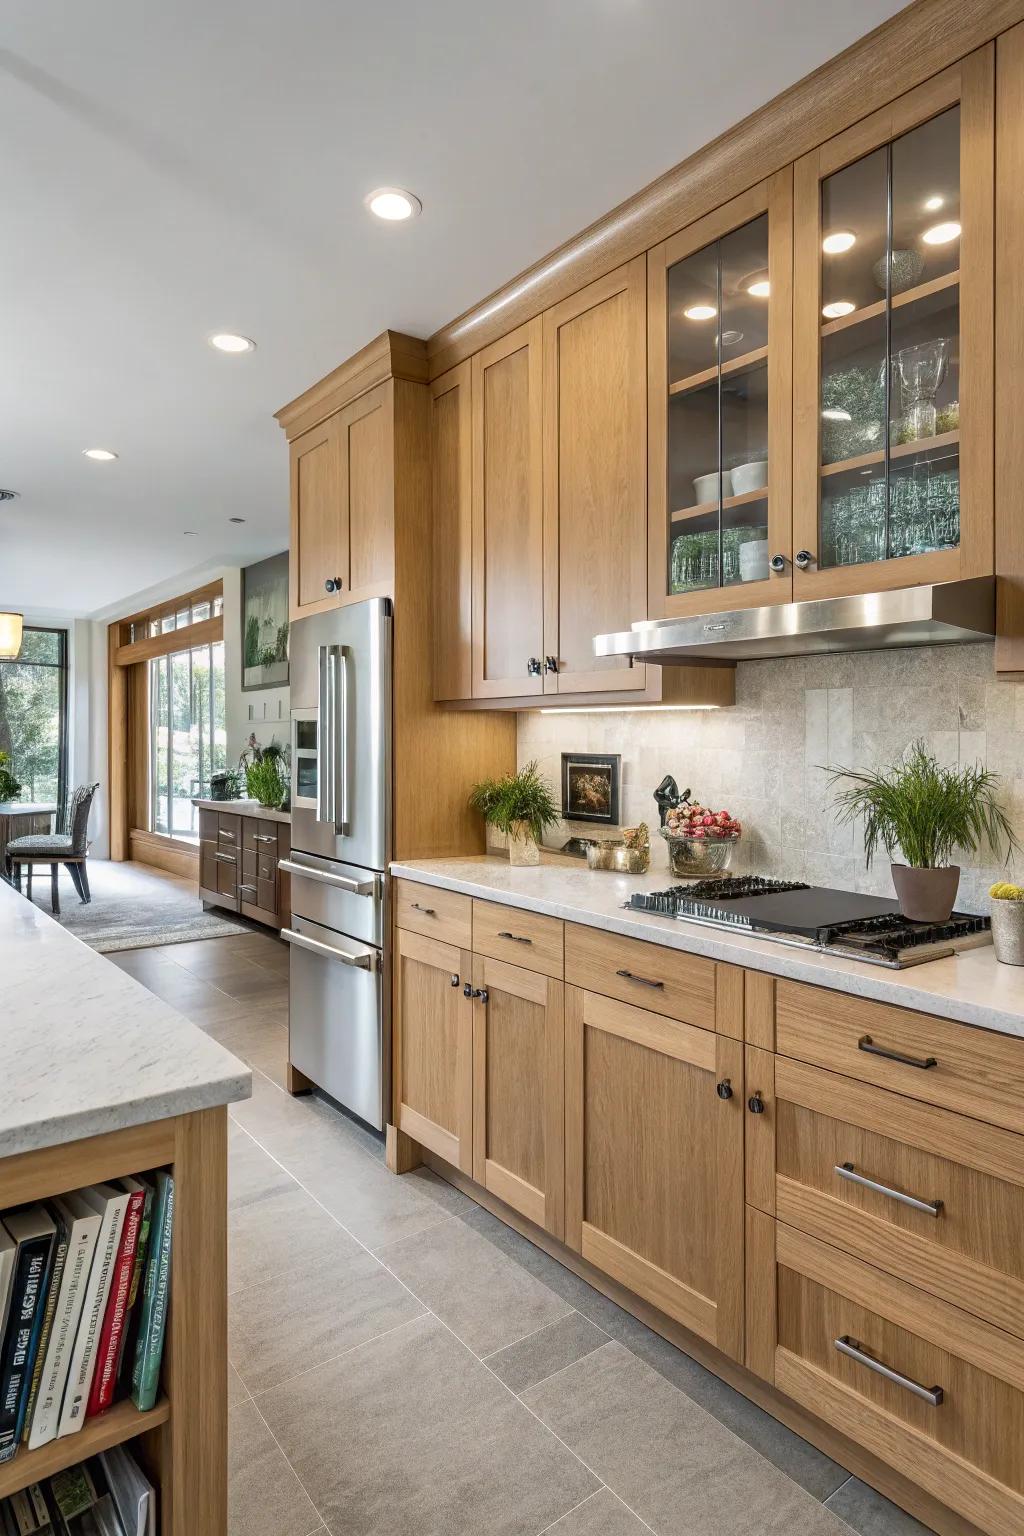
[0,880,251,1159]
[192,797,291,824]
[391,856,1024,1042]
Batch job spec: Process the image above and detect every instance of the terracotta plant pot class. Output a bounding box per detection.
[506,821,540,867]
[890,863,960,923]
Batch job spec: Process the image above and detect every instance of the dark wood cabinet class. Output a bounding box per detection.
[199,808,290,930]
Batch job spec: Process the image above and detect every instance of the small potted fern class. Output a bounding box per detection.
[826,741,1018,923]
[469,762,558,867]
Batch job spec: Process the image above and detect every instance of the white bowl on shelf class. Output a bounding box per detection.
[730,460,768,496]
[739,538,770,582]
[693,470,731,504]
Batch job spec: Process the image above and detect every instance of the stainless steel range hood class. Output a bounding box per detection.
[594,577,995,664]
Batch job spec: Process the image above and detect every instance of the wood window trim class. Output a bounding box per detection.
[112,580,224,657]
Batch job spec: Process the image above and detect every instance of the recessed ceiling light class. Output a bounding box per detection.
[746,278,770,298]
[83,448,118,461]
[822,300,856,319]
[364,187,422,221]
[822,407,852,422]
[209,333,256,354]
[924,195,944,212]
[228,516,246,524]
[683,303,717,321]
[822,230,856,254]
[922,220,961,245]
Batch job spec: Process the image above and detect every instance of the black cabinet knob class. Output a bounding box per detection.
[527,657,542,676]
[748,1092,765,1114]
[324,576,344,593]
[544,656,558,674]
[769,554,787,574]
[716,1080,733,1100]
[450,974,460,988]
[463,982,474,998]
[794,550,815,570]
[476,987,489,1003]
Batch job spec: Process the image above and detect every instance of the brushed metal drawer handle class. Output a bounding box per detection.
[411,902,436,916]
[616,968,665,989]
[214,852,237,864]
[835,1162,942,1217]
[858,1035,937,1071]
[834,1336,943,1406]
[497,931,533,945]
[218,828,236,839]
[254,833,278,844]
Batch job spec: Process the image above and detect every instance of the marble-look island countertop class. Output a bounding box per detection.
[0,880,251,1158]
[192,797,291,825]
[391,855,1024,1042]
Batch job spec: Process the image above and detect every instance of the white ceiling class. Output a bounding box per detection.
[1,0,904,618]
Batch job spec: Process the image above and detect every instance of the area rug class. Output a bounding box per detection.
[16,858,247,953]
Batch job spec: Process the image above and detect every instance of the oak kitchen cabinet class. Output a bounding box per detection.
[393,923,474,1174]
[431,264,735,709]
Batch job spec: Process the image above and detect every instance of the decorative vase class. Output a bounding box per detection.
[990,899,1024,965]
[890,863,960,923]
[506,821,541,867]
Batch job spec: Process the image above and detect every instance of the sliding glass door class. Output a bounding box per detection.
[150,641,226,839]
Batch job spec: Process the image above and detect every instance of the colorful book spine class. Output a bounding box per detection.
[131,1173,174,1413]
[17,1210,69,1448]
[26,1202,102,1452]
[56,1189,128,1439]
[0,1231,55,1462]
[87,1187,145,1418]
[115,1181,153,1394]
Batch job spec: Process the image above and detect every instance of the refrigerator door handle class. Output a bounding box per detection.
[336,643,350,835]
[281,927,378,971]
[317,643,336,827]
[278,858,378,897]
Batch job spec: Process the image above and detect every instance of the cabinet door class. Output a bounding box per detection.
[394,928,474,1173]
[648,173,793,620]
[471,319,545,697]
[431,362,473,701]
[792,50,993,600]
[472,954,564,1236]
[341,382,394,604]
[565,986,744,1359]
[542,259,647,693]
[289,416,346,621]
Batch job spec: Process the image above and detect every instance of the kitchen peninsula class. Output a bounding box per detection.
[389,855,1024,1536]
[0,880,250,1533]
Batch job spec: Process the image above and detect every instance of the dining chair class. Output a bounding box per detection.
[7,783,99,914]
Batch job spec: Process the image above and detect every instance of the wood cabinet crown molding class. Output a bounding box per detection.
[426,0,1024,376]
[275,330,428,440]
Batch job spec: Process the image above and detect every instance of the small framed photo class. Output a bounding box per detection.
[561,752,620,826]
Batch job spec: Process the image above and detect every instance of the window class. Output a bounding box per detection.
[0,627,68,806]
[149,641,226,840]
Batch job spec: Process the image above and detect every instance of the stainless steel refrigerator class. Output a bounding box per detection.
[281,598,392,1130]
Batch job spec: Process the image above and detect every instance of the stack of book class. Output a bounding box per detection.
[0,1170,175,1466]
[0,1444,155,1534]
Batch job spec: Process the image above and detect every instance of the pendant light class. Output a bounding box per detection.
[0,613,23,658]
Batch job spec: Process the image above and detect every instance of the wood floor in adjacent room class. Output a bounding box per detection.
[108,930,935,1536]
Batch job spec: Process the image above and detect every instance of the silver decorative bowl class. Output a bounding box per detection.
[659,829,739,878]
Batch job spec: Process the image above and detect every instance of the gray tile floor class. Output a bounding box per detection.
[108,925,938,1536]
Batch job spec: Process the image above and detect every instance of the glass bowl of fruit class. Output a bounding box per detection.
[659,803,742,878]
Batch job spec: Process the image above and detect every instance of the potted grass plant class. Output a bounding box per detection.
[469,762,559,867]
[245,755,286,811]
[825,741,1018,923]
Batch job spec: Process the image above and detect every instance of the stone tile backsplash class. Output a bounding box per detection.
[517,642,1024,913]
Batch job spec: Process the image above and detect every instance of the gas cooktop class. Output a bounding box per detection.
[627,876,991,968]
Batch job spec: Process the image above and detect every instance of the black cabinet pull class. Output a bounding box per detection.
[473,987,489,1003]
[411,902,436,917]
[858,1034,937,1071]
[544,656,558,674]
[527,657,542,676]
[616,968,665,990]
[794,549,815,570]
[325,576,344,594]
[748,1092,765,1114]
[463,982,474,998]
[497,931,533,945]
[716,1080,733,1100]
[450,974,460,988]
[769,553,787,573]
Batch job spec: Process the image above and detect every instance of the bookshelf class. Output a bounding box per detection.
[0,1109,227,1535]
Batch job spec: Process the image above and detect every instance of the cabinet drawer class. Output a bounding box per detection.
[472,900,563,978]
[774,1223,1024,1536]
[217,813,240,845]
[776,980,1024,1136]
[565,924,716,1030]
[772,1057,1024,1339]
[394,879,472,948]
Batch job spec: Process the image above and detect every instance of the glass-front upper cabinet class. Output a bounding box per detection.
[648,173,793,618]
[792,52,994,598]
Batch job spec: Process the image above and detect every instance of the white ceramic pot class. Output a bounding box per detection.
[507,821,541,867]
[693,470,732,504]
[739,538,770,582]
[730,460,768,496]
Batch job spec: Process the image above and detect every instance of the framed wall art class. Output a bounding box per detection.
[560,752,620,825]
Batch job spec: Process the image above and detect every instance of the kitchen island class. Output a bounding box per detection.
[388,854,1024,1536]
[0,879,250,1531]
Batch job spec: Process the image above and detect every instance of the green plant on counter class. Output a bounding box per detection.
[245,755,286,810]
[991,882,1024,901]
[0,750,22,802]
[469,762,559,843]
[825,740,1018,870]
